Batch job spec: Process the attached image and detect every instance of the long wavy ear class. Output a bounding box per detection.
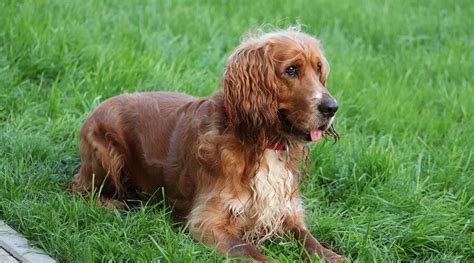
[223,43,279,132]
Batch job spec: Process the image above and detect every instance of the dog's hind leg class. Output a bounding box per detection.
[72,122,128,199]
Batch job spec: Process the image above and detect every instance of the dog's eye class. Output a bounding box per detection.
[285,65,298,78]
[317,63,322,74]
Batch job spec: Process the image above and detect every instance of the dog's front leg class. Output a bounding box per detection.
[285,217,344,263]
[191,225,268,262]
[218,230,269,262]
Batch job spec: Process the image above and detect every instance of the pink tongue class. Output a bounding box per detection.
[310,130,323,141]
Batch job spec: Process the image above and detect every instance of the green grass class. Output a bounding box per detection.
[1,0,473,262]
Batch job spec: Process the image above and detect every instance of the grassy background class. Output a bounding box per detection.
[1,0,473,262]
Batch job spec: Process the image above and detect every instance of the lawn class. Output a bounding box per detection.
[0,0,472,262]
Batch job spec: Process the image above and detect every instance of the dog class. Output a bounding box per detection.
[72,28,343,262]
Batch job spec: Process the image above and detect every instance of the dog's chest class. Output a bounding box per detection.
[228,149,299,243]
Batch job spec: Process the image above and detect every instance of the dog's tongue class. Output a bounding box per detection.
[310,129,323,141]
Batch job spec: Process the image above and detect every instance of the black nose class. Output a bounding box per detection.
[318,98,339,117]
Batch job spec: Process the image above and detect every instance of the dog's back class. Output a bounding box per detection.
[72,92,209,205]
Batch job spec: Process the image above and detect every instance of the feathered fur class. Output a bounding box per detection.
[72,28,344,263]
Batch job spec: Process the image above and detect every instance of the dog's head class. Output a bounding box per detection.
[223,28,339,142]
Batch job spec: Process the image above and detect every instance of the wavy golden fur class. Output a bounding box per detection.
[72,28,343,262]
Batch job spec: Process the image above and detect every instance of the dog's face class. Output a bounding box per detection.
[223,30,338,142]
[268,33,338,142]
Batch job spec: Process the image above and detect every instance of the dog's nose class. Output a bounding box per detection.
[318,98,339,117]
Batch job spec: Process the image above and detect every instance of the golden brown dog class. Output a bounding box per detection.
[72,28,343,262]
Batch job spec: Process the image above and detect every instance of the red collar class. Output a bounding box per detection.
[224,102,287,151]
[223,102,237,124]
[265,140,287,151]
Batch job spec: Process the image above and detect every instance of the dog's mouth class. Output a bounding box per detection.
[278,110,339,142]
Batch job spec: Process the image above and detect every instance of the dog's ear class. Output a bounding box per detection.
[223,44,279,130]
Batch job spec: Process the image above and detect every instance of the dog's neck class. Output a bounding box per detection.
[223,101,288,151]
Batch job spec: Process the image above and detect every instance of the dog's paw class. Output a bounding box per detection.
[325,253,345,263]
